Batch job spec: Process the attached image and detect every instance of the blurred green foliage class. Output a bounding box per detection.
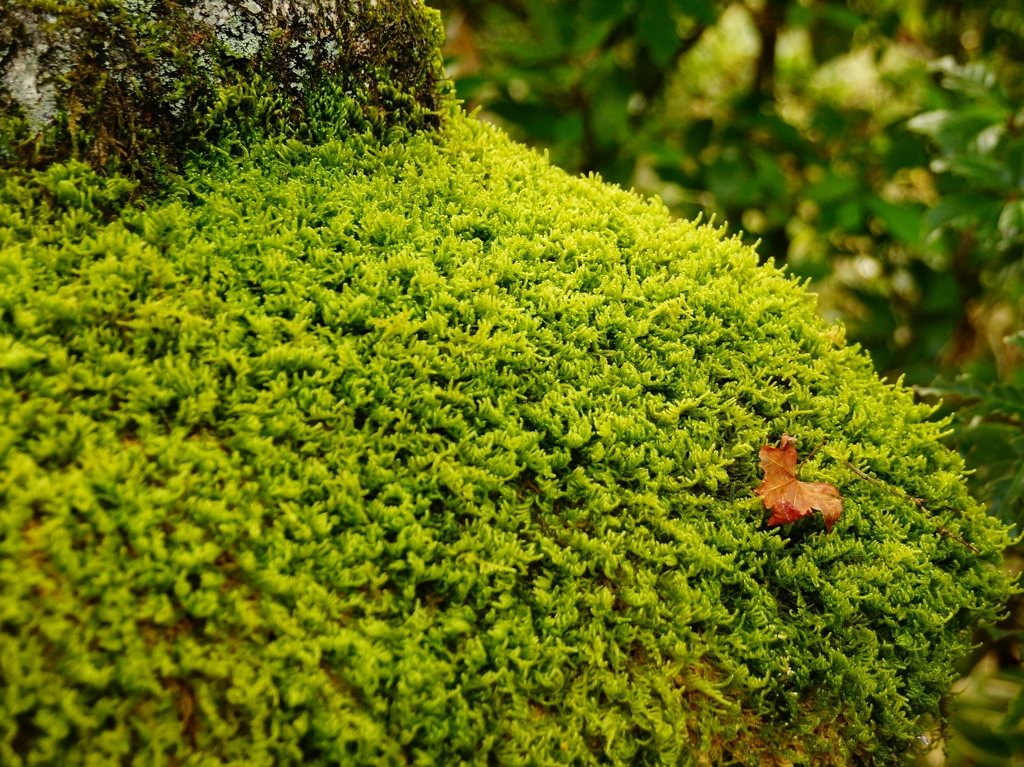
[429,0,1024,763]
[906,51,1024,767]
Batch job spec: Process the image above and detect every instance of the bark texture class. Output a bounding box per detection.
[0,0,445,182]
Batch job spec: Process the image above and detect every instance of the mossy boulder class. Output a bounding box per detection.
[0,2,1014,766]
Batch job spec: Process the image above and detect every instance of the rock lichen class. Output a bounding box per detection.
[0,0,445,184]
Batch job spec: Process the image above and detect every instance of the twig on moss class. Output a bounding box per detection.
[842,460,926,509]
[935,526,980,553]
[842,460,979,553]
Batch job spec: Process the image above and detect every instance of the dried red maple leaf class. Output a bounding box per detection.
[755,434,843,533]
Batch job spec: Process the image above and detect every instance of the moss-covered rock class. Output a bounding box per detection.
[0,0,444,183]
[0,3,1014,765]
[0,114,1013,765]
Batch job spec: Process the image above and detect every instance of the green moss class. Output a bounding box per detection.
[0,0,445,186]
[0,112,1012,765]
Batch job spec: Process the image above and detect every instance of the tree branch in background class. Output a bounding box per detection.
[754,0,785,99]
[640,24,708,104]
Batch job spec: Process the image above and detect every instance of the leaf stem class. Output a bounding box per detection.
[842,460,979,553]
[796,439,826,476]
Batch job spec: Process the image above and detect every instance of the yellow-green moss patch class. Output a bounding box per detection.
[0,114,1012,765]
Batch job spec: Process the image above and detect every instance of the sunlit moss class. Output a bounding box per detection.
[0,109,1012,764]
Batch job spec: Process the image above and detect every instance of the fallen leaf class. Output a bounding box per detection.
[755,434,842,532]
